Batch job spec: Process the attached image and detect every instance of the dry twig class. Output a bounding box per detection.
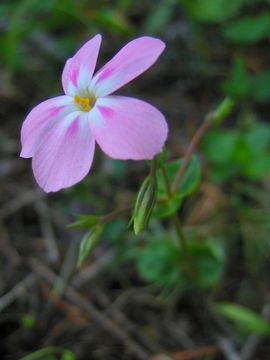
[28,257,150,360]
[0,273,36,312]
[0,188,44,220]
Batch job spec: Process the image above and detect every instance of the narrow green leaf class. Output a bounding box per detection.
[252,70,270,102]
[19,346,75,360]
[214,303,270,335]
[222,56,251,99]
[68,215,98,229]
[180,0,247,23]
[143,0,177,33]
[223,12,270,44]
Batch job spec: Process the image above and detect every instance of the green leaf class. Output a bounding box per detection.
[203,121,270,181]
[202,128,241,182]
[188,239,225,288]
[77,225,103,267]
[202,130,239,165]
[153,156,201,218]
[90,8,134,34]
[2,0,56,70]
[214,303,270,335]
[135,238,184,288]
[222,56,251,99]
[239,122,270,179]
[223,12,270,44]
[19,347,76,360]
[143,0,177,33]
[245,122,270,153]
[180,0,247,23]
[135,237,224,290]
[68,215,98,230]
[61,351,76,360]
[252,70,270,102]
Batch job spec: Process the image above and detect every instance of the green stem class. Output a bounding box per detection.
[99,206,132,225]
[150,156,158,178]
[160,165,188,252]
[160,164,197,279]
[172,97,235,193]
[171,213,189,254]
[160,165,173,197]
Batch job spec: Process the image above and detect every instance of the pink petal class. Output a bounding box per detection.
[32,112,95,192]
[89,96,168,160]
[90,37,165,97]
[62,34,102,96]
[20,96,75,158]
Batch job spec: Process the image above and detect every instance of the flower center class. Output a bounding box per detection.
[74,95,95,112]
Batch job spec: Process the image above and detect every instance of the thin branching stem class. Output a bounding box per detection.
[172,97,235,193]
[160,165,195,278]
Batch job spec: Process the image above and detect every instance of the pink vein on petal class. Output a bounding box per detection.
[49,105,66,117]
[70,67,80,87]
[67,116,79,136]
[95,67,115,83]
[97,105,115,118]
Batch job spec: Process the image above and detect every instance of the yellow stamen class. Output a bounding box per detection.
[74,95,93,112]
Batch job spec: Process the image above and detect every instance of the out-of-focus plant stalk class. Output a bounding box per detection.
[99,206,132,224]
[160,164,186,247]
[172,97,235,193]
[160,164,196,279]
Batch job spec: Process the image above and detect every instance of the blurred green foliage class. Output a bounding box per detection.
[180,0,248,23]
[134,236,225,293]
[20,314,36,330]
[153,156,201,218]
[19,346,76,360]
[0,0,135,72]
[214,303,270,335]
[223,12,270,44]
[202,120,270,182]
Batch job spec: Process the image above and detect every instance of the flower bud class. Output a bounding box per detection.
[132,175,157,235]
[77,224,103,267]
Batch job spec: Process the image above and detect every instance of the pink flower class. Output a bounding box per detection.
[20,34,168,192]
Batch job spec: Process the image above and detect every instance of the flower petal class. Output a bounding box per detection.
[62,34,102,96]
[90,37,165,97]
[89,96,168,160]
[32,112,95,192]
[20,96,75,158]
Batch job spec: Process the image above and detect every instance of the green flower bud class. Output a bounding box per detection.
[77,224,103,267]
[132,175,157,235]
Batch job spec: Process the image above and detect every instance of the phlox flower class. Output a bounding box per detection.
[20,34,168,192]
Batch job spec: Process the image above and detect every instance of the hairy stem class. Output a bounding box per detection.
[172,97,235,193]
